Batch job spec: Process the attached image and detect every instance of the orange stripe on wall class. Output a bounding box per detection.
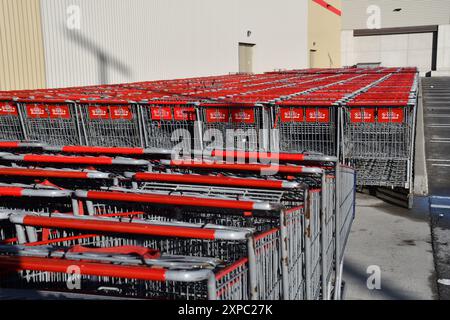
[313,0,342,16]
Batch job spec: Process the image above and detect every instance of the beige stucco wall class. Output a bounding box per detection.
[308,0,342,68]
[0,0,46,90]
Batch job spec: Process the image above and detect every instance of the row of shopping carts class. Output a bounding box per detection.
[0,142,355,300]
[0,67,418,189]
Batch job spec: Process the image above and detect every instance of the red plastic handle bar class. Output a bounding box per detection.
[0,187,24,197]
[19,215,217,240]
[200,103,258,108]
[0,168,92,179]
[76,190,274,211]
[0,255,167,281]
[131,172,296,189]
[0,142,20,148]
[210,150,307,162]
[54,146,146,155]
[20,155,115,165]
[145,100,193,106]
[167,160,308,175]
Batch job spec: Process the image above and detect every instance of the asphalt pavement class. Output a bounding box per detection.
[343,194,436,300]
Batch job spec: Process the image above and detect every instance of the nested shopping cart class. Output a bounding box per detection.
[270,102,338,156]
[140,101,199,151]
[342,102,416,188]
[1,211,260,300]
[0,244,243,300]
[0,183,74,244]
[15,98,84,146]
[77,100,144,147]
[0,167,115,190]
[120,172,319,300]
[0,99,26,142]
[157,157,356,300]
[72,183,310,300]
[198,103,269,152]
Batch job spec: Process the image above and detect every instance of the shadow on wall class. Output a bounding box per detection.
[64,29,132,85]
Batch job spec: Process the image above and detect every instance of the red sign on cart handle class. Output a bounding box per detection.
[26,105,48,118]
[0,103,18,116]
[306,108,330,123]
[49,105,71,119]
[174,107,196,121]
[111,106,133,120]
[88,106,109,119]
[350,108,375,123]
[378,108,404,123]
[231,109,255,124]
[280,108,304,122]
[151,107,173,120]
[206,108,229,123]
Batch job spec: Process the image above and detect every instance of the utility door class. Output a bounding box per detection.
[239,43,254,73]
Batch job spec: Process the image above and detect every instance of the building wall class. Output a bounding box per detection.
[341,0,450,75]
[0,0,46,90]
[39,0,309,88]
[342,0,450,30]
[341,31,434,73]
[437,25,450,75]
[308,0,342,68]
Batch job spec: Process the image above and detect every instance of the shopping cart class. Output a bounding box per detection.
[342,105,414,160]
[77,101,144,147]
[198,103,269,152]
[16,99,83,146]
[271,102,338,156]
[333,164,356,300]
[0,244,244,300]
[72,185,309,300]
[342,104,416,188]
[156,157,356,300]
[0,183,74,245]
[141,102,199,151]
[0,100,25,141]
[116,170,330,300]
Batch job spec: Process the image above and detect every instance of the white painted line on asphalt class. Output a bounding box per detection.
[438,279,450,286]
[426,114,450,117]
[432,164,450,167]
[431,140,450,143]
[428,159,450,162]
[430,204,450,209]
[427,124,450,128]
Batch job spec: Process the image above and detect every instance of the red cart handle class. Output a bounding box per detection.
[0,255,167,281]
[0,168,112,180]
[1,154,149,166]
[128,172,299,189]
[162,160,323,175]
[75,190,277,212]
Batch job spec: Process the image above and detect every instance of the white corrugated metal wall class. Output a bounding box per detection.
[40,0,309,88]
